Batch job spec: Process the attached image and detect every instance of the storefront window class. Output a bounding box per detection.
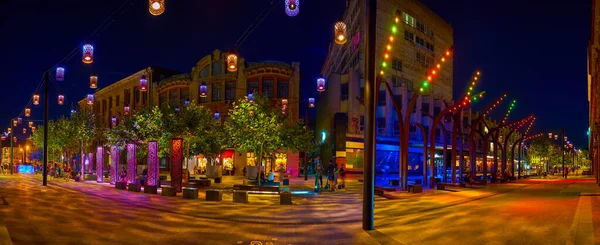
[246,152,256,166]
[346,149,363,169]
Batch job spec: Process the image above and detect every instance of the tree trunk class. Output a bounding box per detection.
[258,143,263,187]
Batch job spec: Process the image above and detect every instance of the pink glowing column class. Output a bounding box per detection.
[147,141,159,187]
[127,143,137,184]
[88,153,93,173]
[96,147,104,183]
[171,138,183,192]
[110,146,119,185]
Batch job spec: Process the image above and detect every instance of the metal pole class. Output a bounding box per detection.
[561,128,565,178]
[9,123,13,175]
[362,0,376,231]
[305,102,308,181]
[43,71,48,186]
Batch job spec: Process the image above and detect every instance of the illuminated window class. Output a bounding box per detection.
[403,12,415,27]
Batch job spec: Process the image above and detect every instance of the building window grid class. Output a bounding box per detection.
[262,79,274,98]
[225,81,236,101]
[277,81,289,99]
[212,83,222,102]
[392,58,402,71]
[377,90,386,106]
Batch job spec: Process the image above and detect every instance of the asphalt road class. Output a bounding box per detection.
[0,174,597,245]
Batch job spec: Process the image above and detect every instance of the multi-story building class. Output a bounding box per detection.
[589,0,600,181]
[316,0,454,176]
[79,49,300,176]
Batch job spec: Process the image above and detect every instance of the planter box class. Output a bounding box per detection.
[84,174,96,181]
[182,188,198,199]
[128,183,141,192]
[115,182,127,190]
[206,165,223,178]
[233,191,248,203]
[161,186,176,197]
[144,185,158,194]
[280,191,292,205]
[206,190,222,201]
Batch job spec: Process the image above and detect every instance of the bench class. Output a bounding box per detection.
[161,186,176,197]
[233,185,280,193]
[233,185,291,204]
[144,185,158,194]
[183,179,211,188]
[206,190,223,201]
[437,183,447,190]
[182,187,198,199]
[389,179,400,186]
[408,185,422,193]
[282,179,290,186]
[115,181,127,190]
[374,186,395,196]
[84,174,96,181]
[233,190,248,203]
[128,183,141,192]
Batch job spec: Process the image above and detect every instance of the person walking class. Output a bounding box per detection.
[339,164,346,189]
[315,162,323,188]
[328,160,337,191]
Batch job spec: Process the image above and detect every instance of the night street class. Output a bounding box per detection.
[0,174,597,244]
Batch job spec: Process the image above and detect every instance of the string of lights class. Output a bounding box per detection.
[501,99,517,124]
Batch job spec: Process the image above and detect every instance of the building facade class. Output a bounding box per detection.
[316,0,455,177]
[589,0,600,183]
[79,49,301,176]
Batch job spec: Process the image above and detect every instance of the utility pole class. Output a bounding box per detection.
[561,128,565,178]
[9,122,13,175]
[43,71,48,186]
[363,0,376,231]
[304,102,308,181]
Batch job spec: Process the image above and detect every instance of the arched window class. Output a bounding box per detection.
[200,66,209,78]
[212,61,222,76]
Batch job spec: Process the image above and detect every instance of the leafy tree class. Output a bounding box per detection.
[227,94,314,172]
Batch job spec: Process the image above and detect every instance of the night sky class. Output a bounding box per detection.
[0,0,591,148]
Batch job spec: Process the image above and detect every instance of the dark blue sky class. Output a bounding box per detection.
[0,0,591,148]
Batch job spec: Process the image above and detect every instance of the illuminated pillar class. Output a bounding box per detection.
[88,153,93,174]
[110,146,118,185]
[96,147,104,183]
[147,141,159,187]
[171,138,183,192]
[127,143,137,184]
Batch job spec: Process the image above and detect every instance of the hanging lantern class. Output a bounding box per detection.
[148,0,165,16]
[31,127,36,133]
[334,22,347,45]
[227,53,238,72]
[13,137,16,143]
[28,122,33,128]
[124,105,130,115]
[12,120,17,127]
[248,93,254,103]
[199,82,208,97]
[25,108,30,117]
[281,98,288,109]
[139,75,148,91]
[285,0,299,17]
[317,78,326,92]
[33,93,40,105]
[8,128,11,134]
[17,118,22,124]
[214,111,220,120]
[56,67,65,81]
[90,73,98,89]
[308,98,315,108]
[58,94,65,105]
[22,128,26,134]
[111,116,117,127]
[87,94,94,105]
[184,98,191,107]
[82,44,94,64]
[71,109,77,115]
[175,106,180,112]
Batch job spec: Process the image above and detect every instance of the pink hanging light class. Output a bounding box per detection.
[124,105,130,115]
[285,0,299,17]
[58,94,65,105]
[308,98,315,108]
[82,44,94,64]
[56,67,65,81]
[87,94,94,105]
[139,75,148,91]
[22,128,26,134]
[199,83,208,98]
[111,116,117,127]
[25,108,31,117]
[317,78,326,92]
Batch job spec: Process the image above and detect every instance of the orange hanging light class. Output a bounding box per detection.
[28,121,33,128]
[33,93,40,105]
[25,108,30,117]
[149,0,165,16]
[58,94,65,105]
[90,73,98,88]
[227,53,238,72]
[334,22,347,45]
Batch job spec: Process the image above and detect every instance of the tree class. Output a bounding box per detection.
[527,137,560,169]
[227,94,314,175]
